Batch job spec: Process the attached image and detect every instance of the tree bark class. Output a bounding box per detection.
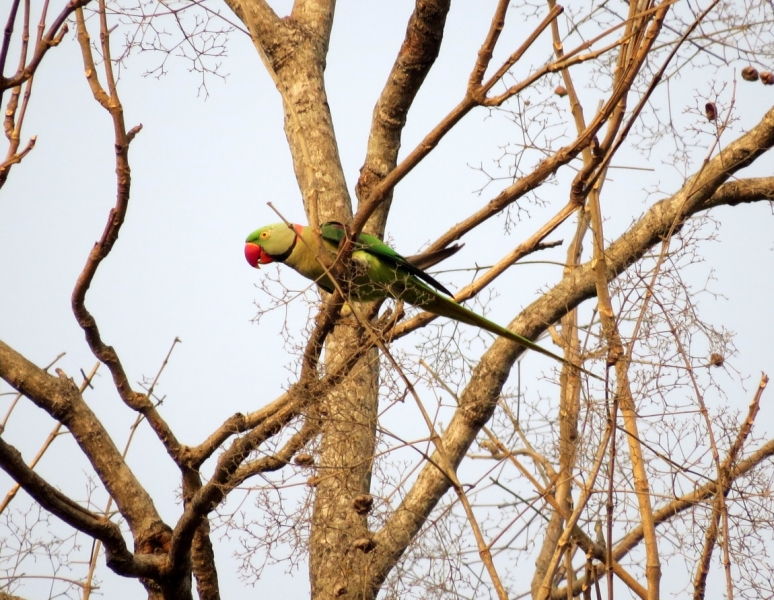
[366,104,774,591]
[220,3,383,598]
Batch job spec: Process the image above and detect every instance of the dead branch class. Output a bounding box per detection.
[0,434,154,580]
[0,339,169,550]
[1,0,92,94]
[350,4,565,237]
[356,0,452,233]
[367,103,774,594]
[0,362,99,516]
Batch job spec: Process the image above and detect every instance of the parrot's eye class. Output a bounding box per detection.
[260,231,270,239]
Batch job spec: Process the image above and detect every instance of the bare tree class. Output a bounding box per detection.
[1,1,774,599]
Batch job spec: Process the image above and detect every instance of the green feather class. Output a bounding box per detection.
[320,222,455,297]
[246,222,600,380]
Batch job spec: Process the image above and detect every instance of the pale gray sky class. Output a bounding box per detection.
[1,1,773,597]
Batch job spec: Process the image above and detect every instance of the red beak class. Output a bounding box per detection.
[244,243,273,268]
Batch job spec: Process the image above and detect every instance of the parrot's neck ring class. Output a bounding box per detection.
[268,224,302,263]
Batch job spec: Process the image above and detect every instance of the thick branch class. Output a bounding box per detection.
[0,436,160,579]
[71,12,185,467]
[0,339,167,544]
[181,392,298,468]
[71,12,148,410]
[356,0,451,234]
[169,325,376,563]
[290,0,335,48]
[226,0,346,226]
[350,5,564,238]
[700,176,774,208]
[588,166,661,600]
[231,416,320,485]
[169,390,309,564]
[367,104,774,591]
[0,0,22,83]
[220,0,279,42]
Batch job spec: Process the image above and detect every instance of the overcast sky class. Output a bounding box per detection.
[1,1,773,597]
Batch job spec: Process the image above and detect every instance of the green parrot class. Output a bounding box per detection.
[245,221,598,379]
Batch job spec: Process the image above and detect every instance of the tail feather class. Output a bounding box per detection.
[420,292,601,381]
[405,243,464,271]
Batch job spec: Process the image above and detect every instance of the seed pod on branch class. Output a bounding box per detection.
[705,102,717,121]
[741,66,759,81]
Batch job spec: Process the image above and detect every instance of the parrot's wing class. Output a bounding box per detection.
[317,223,600,380]
[320,222,455,297]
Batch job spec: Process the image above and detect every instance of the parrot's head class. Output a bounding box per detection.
[244,223,302,268]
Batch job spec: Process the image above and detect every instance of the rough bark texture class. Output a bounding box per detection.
[364,104,774,591]
[218,2,455,597]
[0,341,169,548]
[3,1,774,597]
[220,3,380,598]
[355,0,451,234]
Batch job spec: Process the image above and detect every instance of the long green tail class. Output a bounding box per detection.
[420,291,601,381]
